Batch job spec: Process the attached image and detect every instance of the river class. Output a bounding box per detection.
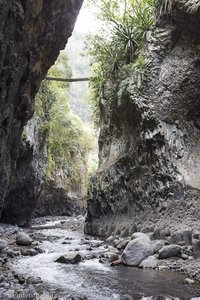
[9,217,200,300]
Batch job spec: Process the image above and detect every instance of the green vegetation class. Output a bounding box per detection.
[154,0,174,16]
[35,51,94,190]
[86,0,169,121]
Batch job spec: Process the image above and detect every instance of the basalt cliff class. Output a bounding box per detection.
[85,0,200,241]
[0,0,84,225]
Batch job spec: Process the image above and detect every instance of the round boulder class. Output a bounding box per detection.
[121,233,154,266]
[16,233,32,246]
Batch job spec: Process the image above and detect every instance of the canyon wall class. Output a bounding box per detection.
[0,0,84,225]
[85,0,200,239]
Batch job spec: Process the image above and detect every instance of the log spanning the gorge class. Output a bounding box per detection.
[46,77,90,82]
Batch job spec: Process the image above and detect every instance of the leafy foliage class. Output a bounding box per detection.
[85,0,158,122]
[35,51,93,188]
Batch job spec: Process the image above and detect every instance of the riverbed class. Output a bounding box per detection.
[7,216,200,300]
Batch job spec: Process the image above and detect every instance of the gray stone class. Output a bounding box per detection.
[101,252,119,262]
[21,249,38,256]
[0,240,7,251]
[139,256,158,269]
[0,276,5,284]
[192,235,200,258]
[181,253,188,260]
[26,277,42,284]
[1,248,15,258]
[106,236,115,242]
[153,240,166,253]
[55,253,83,264]
[116,239,130,250]
[158,244,181,259]
[121,233,153,266]
[16,233,32,246]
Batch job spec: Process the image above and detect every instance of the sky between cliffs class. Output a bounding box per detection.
[74,1,99,33]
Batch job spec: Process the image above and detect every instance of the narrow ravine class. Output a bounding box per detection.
[8,217,200,300]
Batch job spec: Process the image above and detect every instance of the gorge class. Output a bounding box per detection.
[0,0,200,299]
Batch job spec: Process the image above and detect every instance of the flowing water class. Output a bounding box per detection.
[10,217,200,300]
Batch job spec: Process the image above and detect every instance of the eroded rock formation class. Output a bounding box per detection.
[85,0,200,238]
[0,0,83,225]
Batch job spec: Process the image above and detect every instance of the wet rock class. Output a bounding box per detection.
[26,276,42,284]
[153,240,166,253]
[1,248,15,258]
[139,256,158,269]
[58,295,88,300]
[100,252,119,262]
[21,249,38,256]
[158,244,181,259]
[55,253,83,264]
[192,233,200,258]
[0,276,5,284]
[16,233,32,246]
[34,247,45,254]
[14,274,26,284]
[0,282,9,288]
[106,236,115,242]
[116,239,130,250]
[121,233,153,266]
[0,240,7,251]
[157,265,170,271]
[181,253,189,260]
[113,238,124,247]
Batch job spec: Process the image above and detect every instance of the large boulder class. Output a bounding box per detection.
[121,233,153,266]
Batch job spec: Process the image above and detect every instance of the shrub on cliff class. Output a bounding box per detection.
[86,0,166,122]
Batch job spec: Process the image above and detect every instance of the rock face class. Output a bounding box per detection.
[35,180,86,217]
[85,0,200,237]
[0,0,84,225]
[1,115,47,226]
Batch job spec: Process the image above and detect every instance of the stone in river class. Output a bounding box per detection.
[55,253,83,264]
[16,233,32,246]
[139,255,158,269]
[21,248,38,256]
[121,233,154,266]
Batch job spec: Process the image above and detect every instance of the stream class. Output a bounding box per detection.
[9,217,200,300]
